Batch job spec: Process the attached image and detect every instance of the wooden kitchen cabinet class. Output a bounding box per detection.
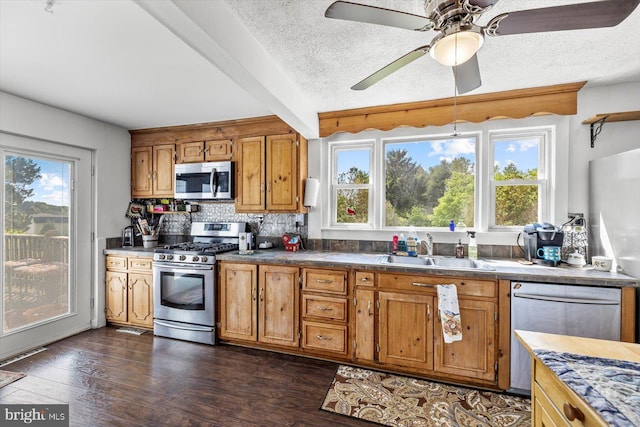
[131,144,175,198]
[105,255,153,328]
[375,272,498,386]
[219,262,300,349]
[353,271,375,362]
[301,268,350,358]
[235,133,308,213]
[176,139,232,163]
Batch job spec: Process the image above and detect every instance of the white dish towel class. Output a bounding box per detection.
[437,284,462,343]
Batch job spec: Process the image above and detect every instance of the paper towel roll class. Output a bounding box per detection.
[304,178,320,207]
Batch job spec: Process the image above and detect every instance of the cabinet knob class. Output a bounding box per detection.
[563,402,585,422]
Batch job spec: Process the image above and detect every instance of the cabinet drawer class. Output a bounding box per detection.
[106,256,127,270]
[206,139,232,160]
[303,269,348,295]
[129,257,153,272]
[302,321,347,354]
[535,361,605,427]
[355,271,375,287]
[379,273,496,298]
[302,294,347,322]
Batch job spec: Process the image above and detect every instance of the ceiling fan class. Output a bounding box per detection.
[325,0,640,94]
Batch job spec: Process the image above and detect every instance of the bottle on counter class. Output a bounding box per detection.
[455,239,464,258]
[407,230,419,257]
[467,231,477,260]
[397,233,408,256]
[392,233,399,254]
[449,219,455,232]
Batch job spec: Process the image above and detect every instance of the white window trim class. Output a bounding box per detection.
[488,126,554,231]
[318,116,567,245]
[328,140,376,229]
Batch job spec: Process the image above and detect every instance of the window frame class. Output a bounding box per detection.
[488,126,553,231]
[328,140,376,229]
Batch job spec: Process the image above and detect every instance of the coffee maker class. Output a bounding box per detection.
[122,226,135,247]
[518,223,564,265]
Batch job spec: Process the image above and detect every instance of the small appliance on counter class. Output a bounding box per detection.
[122,226,135,247]
[282,234,301,251]
[518,223,564,266]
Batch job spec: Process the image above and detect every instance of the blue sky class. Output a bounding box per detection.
[338,136,538,174]
[26,157,70,207]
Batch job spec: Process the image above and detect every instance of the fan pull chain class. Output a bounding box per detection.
[452,33,459,137]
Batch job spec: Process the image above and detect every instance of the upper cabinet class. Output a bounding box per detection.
[176,139,232,163]
[130,116,307,210]
[235,133,308,213]
[131,144,175,198]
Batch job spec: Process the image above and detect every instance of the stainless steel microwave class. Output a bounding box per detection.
[174,161,234,200]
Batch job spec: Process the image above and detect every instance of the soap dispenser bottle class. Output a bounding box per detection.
[455,239,464,258]
[467,231,477,260]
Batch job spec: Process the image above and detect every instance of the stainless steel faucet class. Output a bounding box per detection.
[422,233,433,256]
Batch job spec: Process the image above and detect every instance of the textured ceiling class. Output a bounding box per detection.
[1,0,638,138]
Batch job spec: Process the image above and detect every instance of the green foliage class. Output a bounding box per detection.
[4,156,42,233]
[494,162,538,226]
[385,149,428,218]
[430,171,475,227]
[336,188,369,224]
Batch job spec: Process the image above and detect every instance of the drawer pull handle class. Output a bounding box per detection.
[360,277,369,282]
[412,282,436,288]
[315,279,333,283]
[563,403,585,422]
[316,335,332,341]
[316,306,333,311]
[367,300,372,316]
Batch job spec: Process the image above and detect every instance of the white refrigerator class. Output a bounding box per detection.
[589,148,640,341]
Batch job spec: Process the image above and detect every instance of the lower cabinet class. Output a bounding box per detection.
[219,262,299,348]
[217,261,499,388]
[105,255,153,328]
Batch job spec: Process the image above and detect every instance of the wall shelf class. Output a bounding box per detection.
[582,110,640,147]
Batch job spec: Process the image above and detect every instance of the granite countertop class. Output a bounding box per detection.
[103,247,639,287]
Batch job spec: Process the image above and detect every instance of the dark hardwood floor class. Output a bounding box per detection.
[0,327,370,426]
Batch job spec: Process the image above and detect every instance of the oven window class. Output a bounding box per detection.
[176,172,211,194]
[160,272,205,310]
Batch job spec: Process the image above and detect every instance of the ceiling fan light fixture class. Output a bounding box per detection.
[430,30,483,66]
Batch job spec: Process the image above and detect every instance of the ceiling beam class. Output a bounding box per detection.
[135,0,319,139]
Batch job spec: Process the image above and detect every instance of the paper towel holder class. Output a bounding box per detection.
[303,177,320,207]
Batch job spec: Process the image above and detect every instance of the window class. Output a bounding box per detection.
[325,122,555,234]
[330,142,373,227]
[489,128,550,230]
[384,136,476,228]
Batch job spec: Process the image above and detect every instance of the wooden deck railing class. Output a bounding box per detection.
[4,234,69,264]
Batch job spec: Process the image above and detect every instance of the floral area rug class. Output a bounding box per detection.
[321,365,531,427]
[0,370,25,389]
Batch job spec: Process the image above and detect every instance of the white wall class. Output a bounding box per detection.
[307,81,640,245]
[568,82,640,217]
[0,91,131,328]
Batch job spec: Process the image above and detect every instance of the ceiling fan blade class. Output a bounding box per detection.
[325,1,433,31]
[352,46,430,90]
[486,0,640,36]
[453,54,481,94]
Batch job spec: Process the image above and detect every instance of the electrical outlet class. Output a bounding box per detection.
[295,214,305,226]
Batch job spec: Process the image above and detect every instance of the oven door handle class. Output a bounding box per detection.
[154,320,214,332]
[153,262,214,271]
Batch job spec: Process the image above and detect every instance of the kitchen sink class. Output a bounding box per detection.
[381,255,495,270]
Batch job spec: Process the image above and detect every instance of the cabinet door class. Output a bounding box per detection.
[205,139,232,161]
[266,134,298,211]
[153,144,175,197]
[219,263,258,342]
[434,298,496,382]
[131,146,153,198]
[128,273,154,328]
[378,291,434,370]
[354,288,375,362]
[176,141,204,163]
[235,136,265,212]
[258,265,299,347]
[106,271,128,322]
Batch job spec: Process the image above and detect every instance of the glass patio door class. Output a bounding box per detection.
[1,133,92,360]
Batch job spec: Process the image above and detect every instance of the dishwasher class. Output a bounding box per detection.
[510,281,621,394]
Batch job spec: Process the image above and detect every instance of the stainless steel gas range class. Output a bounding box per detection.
[152,221,246,345]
